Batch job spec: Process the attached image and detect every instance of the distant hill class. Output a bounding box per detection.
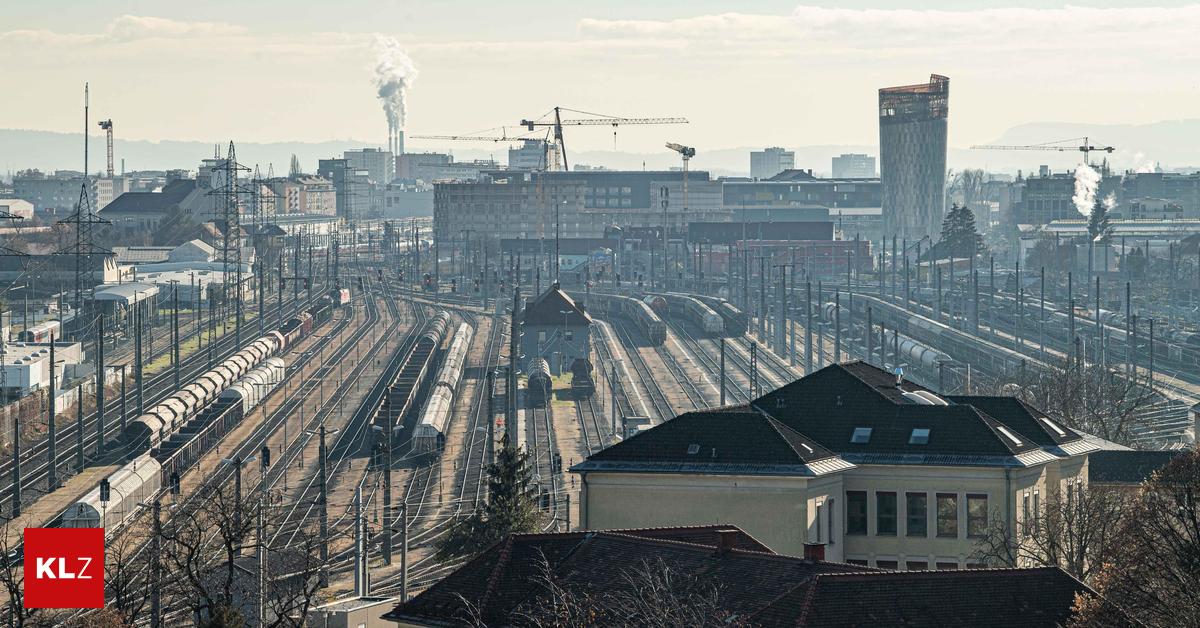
[3,119,1199,179]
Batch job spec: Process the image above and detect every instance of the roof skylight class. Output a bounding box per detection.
[851,427,873,444]
[1039,417,1067,437]
[687,444,700,455]
[996,425,1024,446]
[909,428,931,445]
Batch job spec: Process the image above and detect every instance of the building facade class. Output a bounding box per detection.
[343,148,395,186]
[751,147,796,180]
[518,284,592,374]
[832,153,877,179]
[879,74,949,242]
[574,362,1117,570]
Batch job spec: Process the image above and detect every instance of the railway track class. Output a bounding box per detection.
[0,294,318,515]
[608,320,676,422]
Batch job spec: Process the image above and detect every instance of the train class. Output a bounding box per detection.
[331,288,352,307]
[569,357,594,397]
[642,295,667,315]
[376,311,452,440]
[67,355,289,531]
[526,358,553,406]
[413,322,474,454]
[692,295,748,337]
[18,319,61,343]
[577,292,666,346]
[656,293,724,335]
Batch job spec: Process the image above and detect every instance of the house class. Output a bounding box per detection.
[1087,449,1184,489]
[0,199,34,221]
[573,361,1113,568]
[381,526,1093,627]
[100,178,198,232]
[518,282,592,375]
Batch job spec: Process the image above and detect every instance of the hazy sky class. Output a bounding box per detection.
[3,2,1197,155]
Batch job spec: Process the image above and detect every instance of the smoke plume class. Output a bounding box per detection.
[372,35,418,132]
[1072,163,1101,217]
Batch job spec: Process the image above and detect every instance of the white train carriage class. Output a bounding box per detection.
[61,454,162,531]
[681,296,723,335]
[412,324,474,455]
[219,357,286,414]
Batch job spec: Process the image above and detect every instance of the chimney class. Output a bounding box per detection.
[715,528,740,554]
[803,543,826,562]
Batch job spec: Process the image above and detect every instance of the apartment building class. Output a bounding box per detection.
[574,361,1121,569]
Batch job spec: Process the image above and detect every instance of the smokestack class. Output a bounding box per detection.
[396,129,405,156]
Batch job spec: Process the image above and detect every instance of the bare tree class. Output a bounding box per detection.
[1009,357,1155,446]
[103,520,153,624]
[972,484,1130,583]
[0,521,43,627]
[1070,449,1200,628]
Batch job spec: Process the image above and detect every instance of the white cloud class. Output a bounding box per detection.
[103,15,246,42]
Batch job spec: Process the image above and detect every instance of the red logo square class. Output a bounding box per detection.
[23,528,105,609]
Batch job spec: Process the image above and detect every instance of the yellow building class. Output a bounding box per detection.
[574,361,1116,569]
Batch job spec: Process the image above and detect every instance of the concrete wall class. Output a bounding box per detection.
[580,471,814,555]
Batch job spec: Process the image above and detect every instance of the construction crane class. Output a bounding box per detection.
[665,142,695,212]
[520,107,688,171]
[97,119,114,178]
[408,129,561,170]
[970,136,1115,166]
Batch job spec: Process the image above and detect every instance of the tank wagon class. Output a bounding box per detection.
[526,358,553,406]
[413,323,474,454]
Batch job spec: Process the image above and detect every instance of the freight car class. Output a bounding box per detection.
[61,453,162,530]
[569,357,594,397]
[526,357,553,406]
[376,311,452,437]
[413,323,474,454]
[642,295,667,315]
[691,294,748,336]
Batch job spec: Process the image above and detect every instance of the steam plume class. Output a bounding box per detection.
[372,35,418,138]
[1072,163,1101,217]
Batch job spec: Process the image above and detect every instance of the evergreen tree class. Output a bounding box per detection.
[436,433,543,560]
[1087,196,1113,242]
[936,203,985,259]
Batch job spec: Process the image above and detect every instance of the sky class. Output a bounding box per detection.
[2,1,1198,156]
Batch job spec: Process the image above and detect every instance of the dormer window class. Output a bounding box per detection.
[851,427,872,444]
[909,428,931,445]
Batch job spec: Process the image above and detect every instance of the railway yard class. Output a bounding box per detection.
[3,241,1199,623]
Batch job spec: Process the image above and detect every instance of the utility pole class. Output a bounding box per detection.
[172,283,180,391]
[95,312,105,455]
[719,338,726,406]
[805,281,813,374]
[257,499,266,627]
[401,500,409,603]
[151,500,162,628]
[318,423,330,587]
[383,436,393,564]
[353,486,364,596]
[834,292,841,363]
[48,333,57,489]
[135,302,144,414]
[75,382,84,470]
[749,342,759,398]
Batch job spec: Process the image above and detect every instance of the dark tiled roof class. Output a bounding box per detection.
[752,567,1091,628]
[100,179,194,214]
[579,407,838,472]
[1088,450,1183,484]
[520,283,591,327]
[382,527,864,626]
[754,362,1040,460]
[947,395,1082,447]
[384,529,1088,628]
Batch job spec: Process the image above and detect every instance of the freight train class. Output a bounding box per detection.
[413,322,474,454]
[655,293,724,335]
[376,311,452,443]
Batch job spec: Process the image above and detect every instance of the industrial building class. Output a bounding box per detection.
[879,74,949,242]
[751,147,796,180]
[832,153,876,179]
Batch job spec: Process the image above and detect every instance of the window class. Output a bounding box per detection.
[565,330,574,341]
[909,428,930,445]
[1033,491,1041,534]
[847,491,867,535]
[906,561,928,571]
[851,427,872,444]
[815,502,824,543]
[967,494,988,538]
[906,493,928,537]
[936,493,958,538]
[847,559,869,566]
[827,498,835,545]
[935,562,959,570]
[1022,492,1031,536]
[876,492,897,536]
[875,560,898,570]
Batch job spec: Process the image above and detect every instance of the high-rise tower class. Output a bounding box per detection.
[879,74,949,242]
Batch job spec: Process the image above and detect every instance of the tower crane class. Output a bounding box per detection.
[970,136,1115,166]
[408,129,560,170]
[520,107,688,171]
[664,143,696,286]
[97,119,114,178]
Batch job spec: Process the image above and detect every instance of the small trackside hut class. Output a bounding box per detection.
[518,282,592,376]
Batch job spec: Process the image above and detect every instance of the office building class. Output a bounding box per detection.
[832,154,876,179]
[343,148,395,185]
[751,147,795,180]
[879,74,949,241]
[317,158,373,220]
